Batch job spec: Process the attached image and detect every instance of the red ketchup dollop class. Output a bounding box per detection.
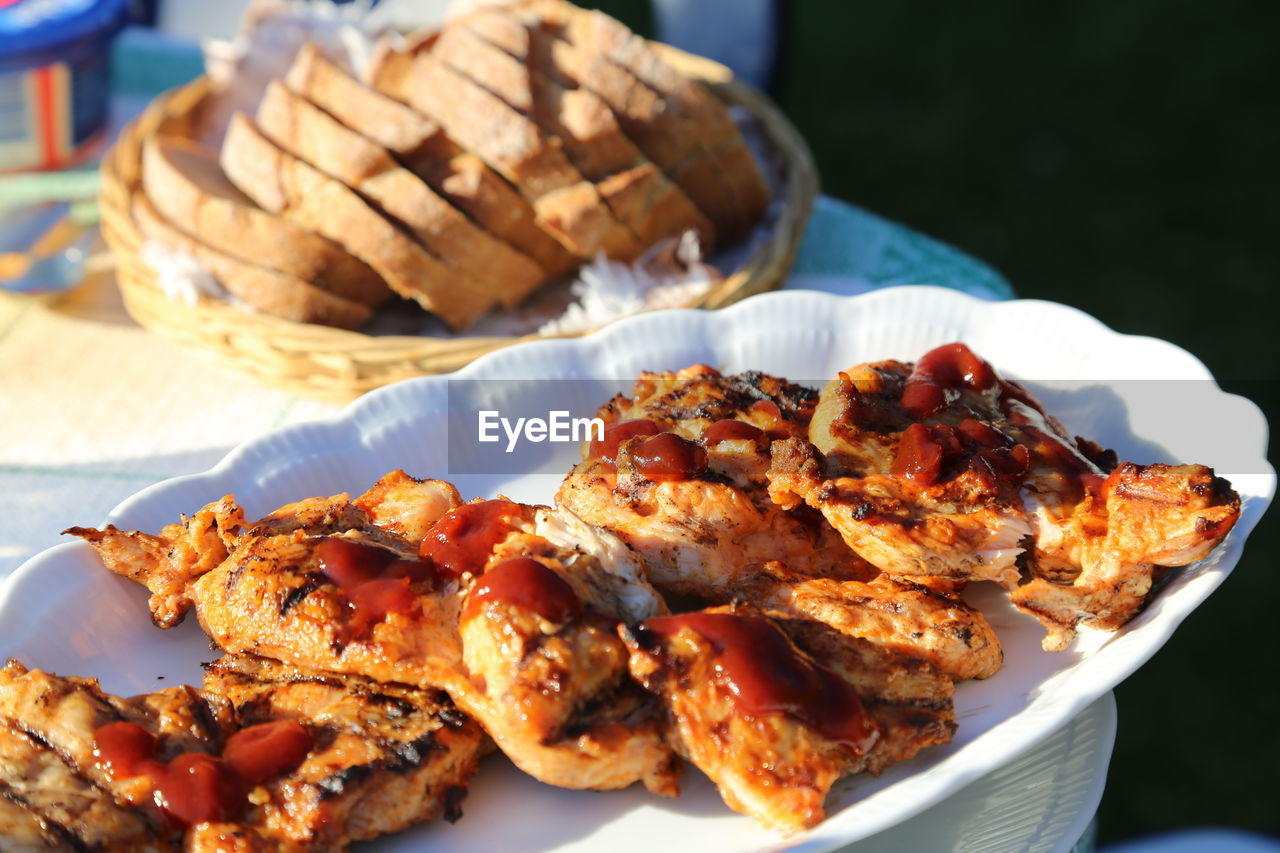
[93,719,312,828]
[588,419,661,461]
[892,419,1030,488]
[316,537,433,637]
[703,419,766,446]
[461,557,582,624]
[630,432,708,482]
[749,399,799,440]
[639,613,879,754]
[419,500,523,580]
[900,342,998,420]
[892,423,948,485]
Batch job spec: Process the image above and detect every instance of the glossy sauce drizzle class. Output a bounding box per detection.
[640,613,879,754]
[630,432,708,482]
[419,500,523,579]
[703,419,766,446]
[589,419,660,461]
[461,557,582,624]
[900,342,998,420]
[316,537,433,637]
[892,419,1030,488]
[1003,401,1105,500]
[93,719,312,828]
[749,399,800,440]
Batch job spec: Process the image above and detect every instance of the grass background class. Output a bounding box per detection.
[592,0,1279,845]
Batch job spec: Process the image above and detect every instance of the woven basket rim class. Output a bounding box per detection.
[101,42,820,400]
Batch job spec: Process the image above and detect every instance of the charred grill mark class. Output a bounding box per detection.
[188,687,226,747]
[637,372,816,424]
[231,693,277,724]
[224,552,269,590]
[316,762,372,799]
[443,785,468,823]
[1210,475,1237,500]
[731,371,818,413]
[280,573,326,615]
[1,721,163,834]
[362,691,417,719]
[0,787,90,852]
[313,732,439,797]
[384,732,442,772]
[437,706,468,730]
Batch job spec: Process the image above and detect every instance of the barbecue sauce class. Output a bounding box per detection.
[892,419,1030,488]
[1003,402,1105,500]
[639,613,879,754]
[461,557,582,624]
[631,432,708,482]
[589,418,661,460]
[704,419,766,446]
[419,500,523,579]
[749,399,799,440]
[316,537,432,637]
[900,342,998,420]
[892,342,1102,498]
[93,719,312,828]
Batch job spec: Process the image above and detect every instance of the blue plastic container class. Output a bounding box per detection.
[0,0,129,171]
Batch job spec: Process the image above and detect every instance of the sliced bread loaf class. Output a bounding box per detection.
[220,113,495,330]
[572,7,771,225]
[496,5,747,240]
[437,19,713,248]
[406,52,642,260]
[140,134,390,307]
[132,190,372,329]
[256,80,542,310]
[283,44,576,297]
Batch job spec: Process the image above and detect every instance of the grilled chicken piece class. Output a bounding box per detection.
[621,605,955,832]
[64,495,246,628]
[0,659,232,850]
[0,792,67,850]
[768,359,1032,586]
[1012,461,1240,649]
[201,654,487,849]
[456,506,678,794]
[70,478,681,795]
[0,655,486,852]
[557,365,871,599]
[769,343,1240,650]
[61,480,421,631]
[352,470,463,544]
[735,562,1002,681]
[0,720,163,851]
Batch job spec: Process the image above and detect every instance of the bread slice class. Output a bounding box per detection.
[492,4,748,240]
[256,80,543,310]
[437,18,714,248]
[406,52,642,260]
[140,134,390,308]
[365,30,436,102]
[282,45,576,300]
[220,113,494,330]
[132,190,371,329]
[564,6,771,225]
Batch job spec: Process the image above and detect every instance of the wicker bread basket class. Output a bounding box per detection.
[100,45,819,401]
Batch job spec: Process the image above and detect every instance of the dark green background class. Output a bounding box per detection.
[596,0,1278,845]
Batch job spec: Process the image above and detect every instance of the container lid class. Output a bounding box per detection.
[0,0,129,58]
